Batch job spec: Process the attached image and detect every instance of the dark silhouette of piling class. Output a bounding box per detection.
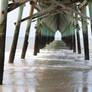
[34,29,54,55]
[72,32,76,53]
[0,0,8,84]
[88,3,92,34]
[62,36,73,50]
[40,35,46,49]
[77,29,81,54]
[21,2,35,59]
[81,7,89,60]
[40,34,46,49]
[9,5,24,63]
[34,30,41,55]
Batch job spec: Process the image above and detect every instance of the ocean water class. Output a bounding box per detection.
[4,36,92,64]
[2,36,92,92]
[5,37,35,52]
[5,37,35,64]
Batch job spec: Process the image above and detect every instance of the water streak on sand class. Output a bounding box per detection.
[1,48,92,92]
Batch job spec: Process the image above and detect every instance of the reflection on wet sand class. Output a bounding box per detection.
[2,49,92,92]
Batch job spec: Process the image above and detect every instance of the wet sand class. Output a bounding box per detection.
[2,49,92,92]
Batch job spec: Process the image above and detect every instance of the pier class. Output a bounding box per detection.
[0,0,92,91]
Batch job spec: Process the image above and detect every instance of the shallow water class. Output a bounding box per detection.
[2,49,92,92]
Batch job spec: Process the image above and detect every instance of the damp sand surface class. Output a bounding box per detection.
[1,47,92,92]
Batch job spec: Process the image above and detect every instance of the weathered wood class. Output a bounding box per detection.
[77,30,81,54]
[18,0,92,23]
[62,36,73,50]
[50,36,54,42]
[8,0,31,12]
[34,30,40,55]
[47,36,54,44]
[81,7,89,60]
[9,5,24,63]
[72,33,76,53]
[40,34,44,49]
[40,35,47,49]
[46,36,54,44]
[88,3,92,34]
[21,3,35,59]
[83,32,89,60]
[34,30,52,55]
[0,0,8,84]
[40,34,46,49]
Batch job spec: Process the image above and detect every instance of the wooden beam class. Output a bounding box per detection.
[8,0,31,12]
[20,6,62,23]
[0,0,8,84]
[52,0,92,21]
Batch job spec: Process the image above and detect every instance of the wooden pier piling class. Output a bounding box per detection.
[40,34,46,49]
[83,32,89,60]
[40,34,44,49]
[72,33,76,53]
[77,29,81,54]
[62,36,73,50]
[0,0,8,84]
[81,7,89,60]
[88,3,92,33]
[9,5,24,63]
[21,2,34,59]
[34,30,40,55]
[49,36,54,42]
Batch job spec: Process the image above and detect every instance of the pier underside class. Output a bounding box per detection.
[0,0,92,91]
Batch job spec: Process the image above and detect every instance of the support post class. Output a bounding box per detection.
[77,30,81,54]
[49,36,54,43]
[41,35,47,48]
[34,30,40,55]
[88,3,92,34]
[40,34,44,49]
[81,7,89,60]
[9,5,24,63]
[72,32,76,53]
[0,0,8,84]
[21,2,34,59]
[40,34,48,49]
[40,33,45,49]
[62,36,73,50]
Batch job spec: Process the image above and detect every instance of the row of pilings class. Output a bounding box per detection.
[62,6,90,60]
[34,29,54,55]
[0,0,92,85]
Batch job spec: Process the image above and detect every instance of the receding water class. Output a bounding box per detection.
[1,38,92,92]
[2,46,92,92]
